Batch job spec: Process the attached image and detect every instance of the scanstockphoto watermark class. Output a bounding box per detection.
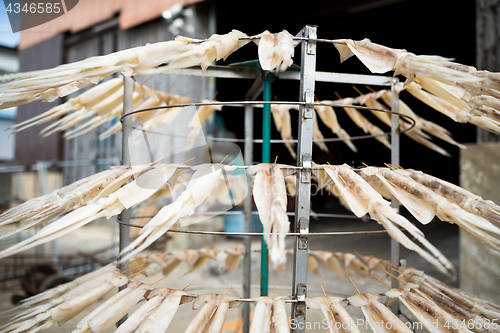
[290,318,500,331]
[3,0,80,33]
[290,318,423,331]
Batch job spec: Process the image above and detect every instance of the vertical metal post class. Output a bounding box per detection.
[261,72,272,297]
[389,77,400,315]
[292,25,317,333]
[36,161,50,263]
[118,75,134,270]
[116,75,134,327]
[242,77,264,333]
[243,103,254,333]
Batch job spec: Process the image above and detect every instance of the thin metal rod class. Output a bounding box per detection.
[242,84,256,333]
[292,25,317,333]
[261,72,272,297]
[116,218,393,236]
[130,211,364,219]
[132,126,403,144]
[116,75,134,327]
[165,229,390,236]
[389,78,401,316]
[120,100,415,123]
[118,76,134,269]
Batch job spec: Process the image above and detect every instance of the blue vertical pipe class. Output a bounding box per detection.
[261,72,271,296]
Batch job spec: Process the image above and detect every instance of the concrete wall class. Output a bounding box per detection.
[459,143,500,305]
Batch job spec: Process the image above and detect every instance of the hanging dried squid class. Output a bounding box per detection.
[247,164,291,269]
[248,296,289,333]
[118,164,228,262]
[270,104,296,158]
[330,98,391,149]
[0,265,128,333]
[72,282,154,333]
[114,288,194,333]
[184,293,241,333]
[348,292,414,333]
[313,103,357,152]
[312,162,455,276]
[0,165,135,241]
[332,38,500,134]
[0,163,179,259]
[0,30,252,109]
[252,30,296,72]
[360,166,500,252]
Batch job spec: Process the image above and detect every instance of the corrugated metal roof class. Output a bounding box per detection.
[19,0,205,50]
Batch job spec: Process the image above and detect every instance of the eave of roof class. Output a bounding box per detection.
[19,0,205,50]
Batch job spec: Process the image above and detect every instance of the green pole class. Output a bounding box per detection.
[261,72,271,296]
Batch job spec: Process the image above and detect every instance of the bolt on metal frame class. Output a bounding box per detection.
[118,24,402,332]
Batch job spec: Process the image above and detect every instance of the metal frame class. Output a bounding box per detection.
[119,25,402,332]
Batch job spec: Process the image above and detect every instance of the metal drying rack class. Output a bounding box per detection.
[117,25,406,333]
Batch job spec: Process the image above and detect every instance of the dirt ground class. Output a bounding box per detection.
[0,208,461,332]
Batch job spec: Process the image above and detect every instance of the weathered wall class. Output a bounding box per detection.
[476,0,500,143]
[15,35,64,165]
[459,143,500,304]
[460,0,500,304]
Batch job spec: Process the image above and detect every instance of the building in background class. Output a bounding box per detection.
[0,44,18,161]
[14,0,214,187]
[0,44,18,208]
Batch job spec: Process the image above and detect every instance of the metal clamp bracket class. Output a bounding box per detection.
[295,283,307,301]
[300,159,312,184]
[298,218,309,250]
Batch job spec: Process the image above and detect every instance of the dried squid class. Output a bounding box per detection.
[333,38,485,89]
[249,297,289,333]
[114,288,193,333]
[0,165,132,240]
[309,250,372,279]
[399,272,500,332]
[0,30,251,109]
[333,38,500,133]
[185,102,223,150]
[401,268,500,322]
[307,296,360,333]
[9,78,123,133]
[330,98,391,149]
[385,284,475,333]
[118,164,227,262]
[247,164,290,269]
[0,265,128,333]
[349,90,464,156]
[252,30,296,72]
[270,104,296,158]
[184,293,241,333]
[9,78,194,142]
[312,163,454,276]
[128,247,245,277]
[170,29,250,73]
[405,81,500,133]
[348,292,413,333]
[0,163,178,259]
[313,103,357,152]
[72,282,153,333]
[360,166,500,252]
